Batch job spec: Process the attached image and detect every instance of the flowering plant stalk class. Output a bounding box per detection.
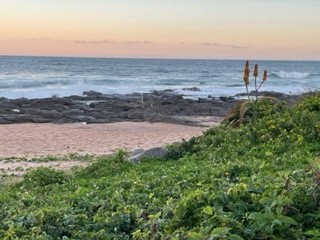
[243,60,267,99]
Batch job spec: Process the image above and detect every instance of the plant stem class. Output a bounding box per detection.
[245,84,249,100]
[257,81,264,91]
[254,76,258,100]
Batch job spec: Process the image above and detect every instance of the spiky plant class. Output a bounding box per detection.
[223,97,279,127]
[223,60,275,127]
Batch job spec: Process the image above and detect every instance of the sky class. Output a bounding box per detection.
[0,0,320,60]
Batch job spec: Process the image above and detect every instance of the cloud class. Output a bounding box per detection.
[200,42,223,46]
[226,44,249,49]
[124,41,140,45]
[30,38,70,43]
[75,39,115,44]
[200,42,249,49]
[74,39,154,45]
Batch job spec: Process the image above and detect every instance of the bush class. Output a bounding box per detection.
[22,167,71,187]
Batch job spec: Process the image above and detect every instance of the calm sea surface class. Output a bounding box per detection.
[0,56,319,99]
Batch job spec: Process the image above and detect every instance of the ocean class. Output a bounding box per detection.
[0,56,319,99]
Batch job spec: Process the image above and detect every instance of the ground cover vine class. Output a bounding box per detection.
[0,92,319,239]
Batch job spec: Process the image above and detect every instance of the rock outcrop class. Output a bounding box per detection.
[0,91,239,126]
[0,90,302,126]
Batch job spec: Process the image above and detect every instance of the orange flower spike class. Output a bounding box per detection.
[243,69,249,85]
[262,69,267,81]
[253,64,258,78]
[243,60,250,85]
[245,60,249,71]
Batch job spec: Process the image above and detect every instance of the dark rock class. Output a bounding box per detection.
[0,101,19,111]
[161,100,173,105]
[67,115,96,122]
[83,91,103,97]
[27,98,73,110]
[0,118,12,124]
[37,110,64,120]
[131,149,145,155]
[30,117,52,123]
[182,87,201,91]
[12,98,30,107]
[0,90,251,125]
[219,96,235,102]
[127,110,144,119]
[198,98,210,103]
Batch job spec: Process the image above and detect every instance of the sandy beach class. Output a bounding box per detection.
[0,122,216,159]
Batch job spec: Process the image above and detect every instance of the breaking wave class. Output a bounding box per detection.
[269,71,310,79]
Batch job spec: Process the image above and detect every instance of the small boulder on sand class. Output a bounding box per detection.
[127,147,169,163]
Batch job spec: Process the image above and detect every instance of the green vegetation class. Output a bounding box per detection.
[0,153,95,163]
[0,92,320,239]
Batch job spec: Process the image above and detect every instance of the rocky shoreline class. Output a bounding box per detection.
[0,90,303,126]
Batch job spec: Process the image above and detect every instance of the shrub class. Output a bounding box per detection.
[22,167,71,187]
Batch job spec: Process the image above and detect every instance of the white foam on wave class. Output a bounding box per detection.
[271,71,310,79]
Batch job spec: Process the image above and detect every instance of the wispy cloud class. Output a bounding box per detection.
[143,41,154,44]
[124,41,140,45]
[226,44,248,49]
[30,38,70,43]
[75,39,115,44]
[200,42,223,46]
[74,39,154,45]
[200,42,249,49]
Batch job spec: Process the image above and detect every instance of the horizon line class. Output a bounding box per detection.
[0,54,319,62]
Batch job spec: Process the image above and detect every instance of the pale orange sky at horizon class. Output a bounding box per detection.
[1,0,320,60]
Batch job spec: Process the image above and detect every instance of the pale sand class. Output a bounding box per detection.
[0,122,217,159]
[0,122,218,175]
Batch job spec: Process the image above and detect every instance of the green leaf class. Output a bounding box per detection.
[276,215,298,226]
[186,232,204,240]
[272,219,282,227]
[202,206,213,215]
[265,151,273,157]
[211,227,231,235]
[276,205,283,216]
[148,192,154,199]
[229,234,245,240]
[248,212,265,221]
[305,229,320,237]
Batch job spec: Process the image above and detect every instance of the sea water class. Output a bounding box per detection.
[0,56,319,99]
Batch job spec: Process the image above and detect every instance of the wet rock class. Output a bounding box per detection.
[0,90,248,126]
[182,87,201,91]
[83,91,104,97]
[28,98,73,109]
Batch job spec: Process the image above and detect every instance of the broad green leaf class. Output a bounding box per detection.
[305,229,320,237]
[186,232,204,240]
[277,215,298,225]
[271,219,282,228]
[211,227,231,235]
[248,212,265,221]
[229,234,245,240]
[276,205,283,216]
